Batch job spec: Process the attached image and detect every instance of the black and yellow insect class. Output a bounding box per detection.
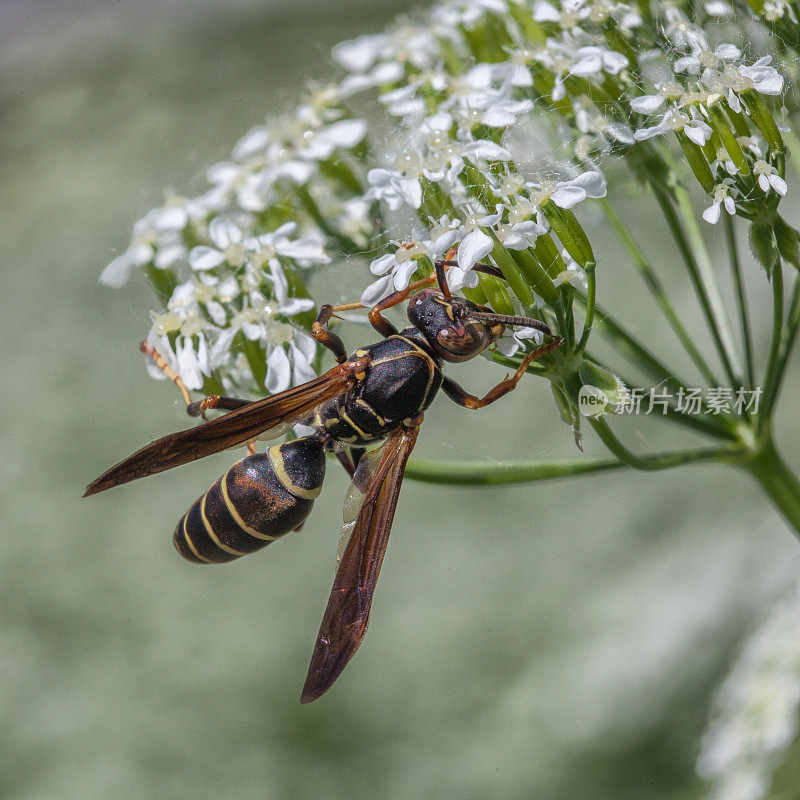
[84,261,561,702]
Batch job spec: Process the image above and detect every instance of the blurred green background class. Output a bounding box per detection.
[3,2,800,798]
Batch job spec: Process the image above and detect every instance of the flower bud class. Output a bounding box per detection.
[741,89,785,153]
[706,106,750,175]
[540,199,595,268]
[675,131,715,194]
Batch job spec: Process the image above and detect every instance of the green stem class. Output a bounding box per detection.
[601,199,720,386]
[652,181,743,389]
[747,438,800,536]
[575,264,595,354]
[724,215,756,389]
[768,274,800,412]
[589,417,737,471]
[758,263,786,435]
[405,456,625,485]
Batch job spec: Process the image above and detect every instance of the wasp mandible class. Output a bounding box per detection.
[84,260,562,703]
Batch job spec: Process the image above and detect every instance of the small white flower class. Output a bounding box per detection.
[753,160,788,196]
[189,217,248,271]
[738,57,784,96]
[633,105,712,146]
[494,325,544,358]
[553,263,588,291]
[360,242,429,306]
[100,205,189,287]
[703,181,738,224]
[365,167,423,210]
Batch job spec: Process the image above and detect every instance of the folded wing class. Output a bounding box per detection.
[84,365,355,497]
[301,418,422,703]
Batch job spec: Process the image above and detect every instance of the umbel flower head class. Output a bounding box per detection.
[100,0,793,436]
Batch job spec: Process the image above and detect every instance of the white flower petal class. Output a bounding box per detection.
[461,140,511,161]
[392,259,418,290]
[568,171,607,198]
[770,174,788,196]
[321,119,367,149]
[361,274,395,306]
[550,185,586,208]
[208,217,241,248]
[209,327,238,368]
[703,201,722,224]
[265,346,292,394]
[99,252,136,288]
[458,229,494,272]
[370,253,398,275]
[189,246,225,271]
[630,94,665,114]
[532,0,561,21]
[684,122,712,146]
[289,342,317,386]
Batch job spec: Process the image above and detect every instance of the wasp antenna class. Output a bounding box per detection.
[470,312,553,336]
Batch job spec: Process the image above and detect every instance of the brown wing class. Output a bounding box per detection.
[300,418,422,704]
[84,364,356,497]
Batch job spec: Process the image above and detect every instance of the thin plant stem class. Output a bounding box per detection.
[747,438,800,537]
[589,416,738,471]
[758,263,787,435]
[405,456,625,485]
[672,179,744,384]
[767,274,800,414]
[724,215,756,389]
[600,198,720,386]
[575,265,595,354]
[651,182,743,389]
[406,446,726,485]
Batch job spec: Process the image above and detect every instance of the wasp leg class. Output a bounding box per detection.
[442,337,563,409]
[312,303,362,363]
[185,395,253,419]
[140,341,193,408]
[140,341,253,422]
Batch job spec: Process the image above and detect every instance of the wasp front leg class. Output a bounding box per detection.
[442,337,562,409]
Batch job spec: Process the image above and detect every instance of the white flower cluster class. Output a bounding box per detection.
[101,0,790,396]
[628,10,787,224]
[100,90,372,395]
[698,583,800,800]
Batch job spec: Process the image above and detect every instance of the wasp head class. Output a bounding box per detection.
[407,289,505,362]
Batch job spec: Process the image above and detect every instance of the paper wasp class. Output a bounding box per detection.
[84,260,561,703]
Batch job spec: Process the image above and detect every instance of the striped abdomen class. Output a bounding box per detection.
[174,436,326,564]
